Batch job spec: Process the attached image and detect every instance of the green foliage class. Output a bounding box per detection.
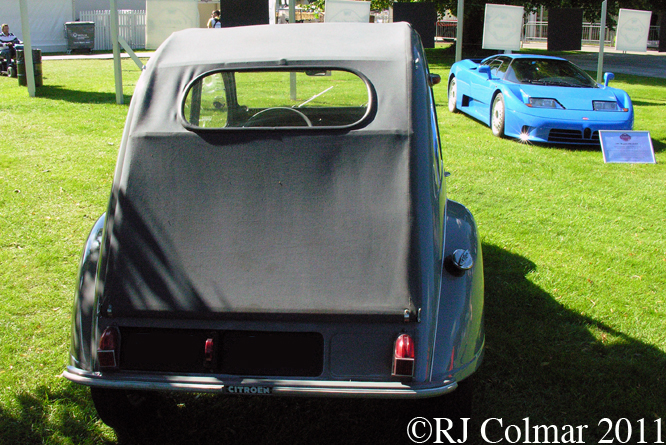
[310,0,393,12]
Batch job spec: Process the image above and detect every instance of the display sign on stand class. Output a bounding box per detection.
[146,0,199,50]
[600,131,656,164]
[482,4,524,51]
[615,9,652,52]
[324,0,370,23]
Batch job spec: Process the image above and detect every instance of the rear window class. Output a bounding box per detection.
[182,69,371,129]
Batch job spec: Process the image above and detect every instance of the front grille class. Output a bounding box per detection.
[548,128,600,144]
[548,129,582,143]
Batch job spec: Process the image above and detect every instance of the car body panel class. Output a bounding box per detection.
[449,54,634,144]
[66,23,483,401]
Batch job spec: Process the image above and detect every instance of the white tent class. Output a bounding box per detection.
[4,0,72,53]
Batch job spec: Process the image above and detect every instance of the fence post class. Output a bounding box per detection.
[455,0,464,62]
[597,0,607,84]
[110,0,123,104]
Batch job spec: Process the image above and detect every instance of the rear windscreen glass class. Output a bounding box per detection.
[182,69,371,129]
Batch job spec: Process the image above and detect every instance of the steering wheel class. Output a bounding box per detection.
[244,107,313,127]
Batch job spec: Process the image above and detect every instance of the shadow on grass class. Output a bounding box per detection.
[503,137,665,154]
[1,244,664,444]
[0,384,114,444]
[473,243,666,443]
[35,84,133,105]
[631,100,666,107]
[651,137,665,153]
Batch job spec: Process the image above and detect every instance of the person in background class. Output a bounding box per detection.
[207,10,222,28]
[0,23,22,68]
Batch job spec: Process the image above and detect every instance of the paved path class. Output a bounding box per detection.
[521,42,666,79]
[43,44,666,79]
[43,51,155,61]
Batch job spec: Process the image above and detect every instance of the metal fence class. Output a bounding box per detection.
[437,19,660,48]
[523,21,660,47]
[79,10,146,51]
[523,21,618,44]
[435,20,458,41]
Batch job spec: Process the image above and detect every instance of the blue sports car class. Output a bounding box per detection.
[447,54,634,144]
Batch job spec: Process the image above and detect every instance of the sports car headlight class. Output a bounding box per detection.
[593,101,620,111]
[528,98,564,109]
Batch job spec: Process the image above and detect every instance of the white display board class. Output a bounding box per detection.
[615,9,652,52]
[324,0,370,23]
[2,0,71,52]
[146,0,200,50]
[600,131,656,164]
[482,4,524,51]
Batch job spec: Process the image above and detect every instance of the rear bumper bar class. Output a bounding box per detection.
[63,366,457,399]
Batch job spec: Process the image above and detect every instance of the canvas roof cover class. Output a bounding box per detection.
[103,23,420,319]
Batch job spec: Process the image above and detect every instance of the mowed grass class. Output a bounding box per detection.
[0,52,664,444]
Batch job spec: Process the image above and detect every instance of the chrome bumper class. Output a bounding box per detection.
[63,366,457,399]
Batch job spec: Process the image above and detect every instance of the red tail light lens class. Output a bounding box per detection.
[204,337,215,368]
[97,326,120,370]
[392,334,415,377]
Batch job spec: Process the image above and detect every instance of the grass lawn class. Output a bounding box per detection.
[0,52,664,444]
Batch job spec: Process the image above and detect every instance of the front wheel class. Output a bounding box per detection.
[448,77,458,113]
[491,93,505,138]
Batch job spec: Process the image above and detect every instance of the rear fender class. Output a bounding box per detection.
[431,200,484,382]
[69,214,106,371]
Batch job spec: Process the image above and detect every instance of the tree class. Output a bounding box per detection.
[310,0,393,12]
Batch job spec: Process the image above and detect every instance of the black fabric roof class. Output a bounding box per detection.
[103,23,420,318]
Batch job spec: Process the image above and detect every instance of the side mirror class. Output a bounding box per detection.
[603,72,614,87]
[429,73,441,86]
[477,65,491,79]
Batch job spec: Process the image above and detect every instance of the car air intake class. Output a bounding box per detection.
[548,129,583,143]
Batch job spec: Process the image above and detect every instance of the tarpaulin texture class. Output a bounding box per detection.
[102,24,420,318]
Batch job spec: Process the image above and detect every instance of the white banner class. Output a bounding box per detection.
[3,0,72,52]
[482,4,524,51]
[324,0,370,23]
[615,9,652,52]
[146,0,200,50]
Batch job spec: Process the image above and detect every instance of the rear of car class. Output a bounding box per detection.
[65,23,484,430]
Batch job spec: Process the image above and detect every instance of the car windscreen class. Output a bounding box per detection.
[182,69,371,129]
[504,59,598,88]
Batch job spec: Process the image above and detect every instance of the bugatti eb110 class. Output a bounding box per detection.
[447,54,633,144]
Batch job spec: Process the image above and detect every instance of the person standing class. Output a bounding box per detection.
[207,10,222,28]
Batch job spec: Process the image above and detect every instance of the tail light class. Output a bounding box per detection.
[392,333,415,377]
[97,326,120,370]
[204,336,215,368]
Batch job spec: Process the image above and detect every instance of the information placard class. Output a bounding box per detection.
[616,9,652,52]
[324,0,370,23]
[146,0,199,50]
[482,4,524,51]
[600,131,656,164]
